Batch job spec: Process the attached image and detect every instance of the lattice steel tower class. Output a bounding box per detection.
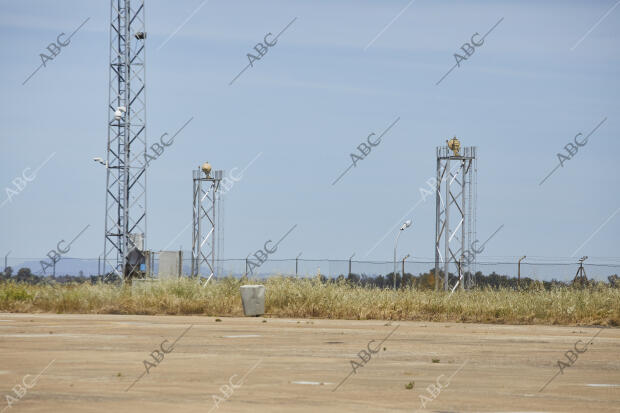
[191,164,222,284]
[434,139,477,291]
[103,0,147,279]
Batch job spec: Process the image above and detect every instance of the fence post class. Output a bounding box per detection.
[295,252,303,278]
[348,253,355,278]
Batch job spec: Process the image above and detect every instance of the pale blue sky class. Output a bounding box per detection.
[0,0,618,267]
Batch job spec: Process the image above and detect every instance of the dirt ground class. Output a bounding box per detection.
[0,314,618,412]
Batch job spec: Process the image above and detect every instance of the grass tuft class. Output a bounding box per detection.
[0,277,618,325]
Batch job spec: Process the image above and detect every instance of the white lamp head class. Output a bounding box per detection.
[93,157,108,167]
[400,220,412,230]
[114,106,127,120]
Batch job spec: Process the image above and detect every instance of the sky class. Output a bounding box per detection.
[0,0,619,271]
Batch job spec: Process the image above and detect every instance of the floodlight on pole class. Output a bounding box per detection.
[518,255,526,289]
[393,220,412,289]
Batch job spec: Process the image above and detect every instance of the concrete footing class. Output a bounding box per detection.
[240,285,265,316]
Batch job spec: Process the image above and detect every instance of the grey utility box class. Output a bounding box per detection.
[158,251,182,278]
[240,285,265,316]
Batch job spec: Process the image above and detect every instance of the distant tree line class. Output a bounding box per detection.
[328,269,620,290]
[1,266,618,289]
[0,266,120,284]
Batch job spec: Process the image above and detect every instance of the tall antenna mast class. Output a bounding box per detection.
[103,0,147,280]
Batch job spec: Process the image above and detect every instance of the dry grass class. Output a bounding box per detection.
[1,277,618,326]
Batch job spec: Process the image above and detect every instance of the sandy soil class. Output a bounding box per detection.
[0,313,618,412]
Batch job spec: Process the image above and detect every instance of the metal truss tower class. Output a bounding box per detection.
[434,143,477,291]
[103,0,147,279]
[191,167,222,283]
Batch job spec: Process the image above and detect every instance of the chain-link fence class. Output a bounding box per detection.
[3,256,619,283]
